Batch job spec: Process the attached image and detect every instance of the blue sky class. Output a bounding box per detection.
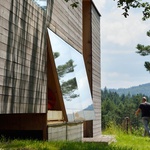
[93,0,150,89]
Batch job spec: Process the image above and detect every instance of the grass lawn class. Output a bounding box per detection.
[0,125,149,150]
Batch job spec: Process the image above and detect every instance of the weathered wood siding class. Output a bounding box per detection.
[0,0,47,113]
[48,123,83,141]
[0,0,101,141]
[82,1,101,137]
[91,4,101,136]
[48,0,82,53]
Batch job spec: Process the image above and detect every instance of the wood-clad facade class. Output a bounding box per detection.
[0,0,101,141]
[83,1,101,137]
[91,4,101,137]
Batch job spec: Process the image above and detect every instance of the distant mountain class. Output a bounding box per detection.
[109,83,150,97]
[84,104,94,110]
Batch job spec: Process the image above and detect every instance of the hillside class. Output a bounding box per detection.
[109,83,150,97]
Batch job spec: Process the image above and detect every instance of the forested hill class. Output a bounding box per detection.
[109,83,150,97]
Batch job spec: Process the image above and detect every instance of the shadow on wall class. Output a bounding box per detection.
[2,0,54,113]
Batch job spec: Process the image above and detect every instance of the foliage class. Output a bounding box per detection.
[53,52,60,59]
[64,0,79,8]
[0,138,114,150]
[63,0,150,71]
[54,52,78,101]
[57,59,76,79]
[64,0,150,20]
[61,77,79,101]
[116,0,150,70]
[136,30,150,72]
[101,88,150,132]
[1,126,150,150]
[103,123,150,150]
[115,0,150,20]
[109,83,150,97]
[115,1,150,72]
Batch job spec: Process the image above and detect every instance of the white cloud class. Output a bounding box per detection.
[101,70,150,89]
[93,1,150,89]
[101,11,149,46]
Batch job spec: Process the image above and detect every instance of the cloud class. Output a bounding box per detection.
[93,1,150,89]
[101,45,150,89]
[101,11,149,46]
[101,70,150,89]
[93,0,105,12]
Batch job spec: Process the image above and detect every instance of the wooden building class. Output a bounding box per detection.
[0,0,101,141]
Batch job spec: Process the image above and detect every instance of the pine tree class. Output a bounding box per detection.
[136,30,150,72]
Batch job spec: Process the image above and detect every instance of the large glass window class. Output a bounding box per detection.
[48,29,95,122]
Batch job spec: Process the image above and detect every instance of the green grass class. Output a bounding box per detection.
[0,125,150,150]
[103,123,150,150]
[0,139,111,150]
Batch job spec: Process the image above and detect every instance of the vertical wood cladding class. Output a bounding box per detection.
[0,0,47,113]
[82,1,101,138]
[91,4,101,137]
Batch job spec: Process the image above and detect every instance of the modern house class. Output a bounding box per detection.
[0,0,101,141]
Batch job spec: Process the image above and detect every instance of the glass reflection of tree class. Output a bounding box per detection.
[54,52,79,101]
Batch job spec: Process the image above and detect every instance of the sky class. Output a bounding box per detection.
[93,0,150,89]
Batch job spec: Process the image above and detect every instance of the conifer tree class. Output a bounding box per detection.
[136,30,150,72]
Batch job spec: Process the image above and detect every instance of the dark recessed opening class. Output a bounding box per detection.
[0,130,43,140]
